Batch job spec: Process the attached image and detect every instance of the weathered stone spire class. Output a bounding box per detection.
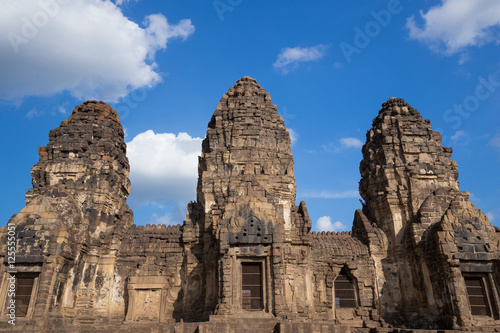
[181,77,310,320]
[26,101,133,236]
[356,97,496,326]
[195,76,296,230]
[359,97,459,241]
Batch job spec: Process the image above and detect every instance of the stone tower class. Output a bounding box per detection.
[27,101,133,239]
[359,97,459,244]
[182,76,311,320]
[1,101,134,326]
[356,97,498,328]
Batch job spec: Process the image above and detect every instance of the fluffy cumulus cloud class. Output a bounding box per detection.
[316,216,347,232]
[0,0,194,102]
[406,0,500,55]
[273,45,327,74]
[126,130,202,207]
[323,137,363,153]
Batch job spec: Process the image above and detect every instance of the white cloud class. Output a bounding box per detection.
[451,130,469,141]
[486,211,495,222]
[301,190,359,199]
[340,137,363,149]
[323,137,363,152]
[333,62,343,70]
[273,45,327,74]
[288,128,298,145]
[134,200,188,226]
[25,108,43,119]
[0,0,194,102]
[26,105,70,118]
[316,216,347,232]
[147,212,173,225]
[114,0,138,6]
[469,192,480,202]
[489,132,500,148]
[126,130,202,207]
[458,52,470,65]
[57,105,66,114]
[406,0,500,55]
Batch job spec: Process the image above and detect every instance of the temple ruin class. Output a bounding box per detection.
[1,76,499,332]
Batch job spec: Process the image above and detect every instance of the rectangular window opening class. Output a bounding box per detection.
[334,272,357,308]
[464,275,492,317]
[5,273,38,318]
[241,262,263,310]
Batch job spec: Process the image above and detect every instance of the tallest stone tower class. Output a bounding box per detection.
[181,76,311,321]
[197,76,296,231]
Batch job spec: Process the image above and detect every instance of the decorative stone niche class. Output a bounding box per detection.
[125,276,170,322]
[229,216,273,245]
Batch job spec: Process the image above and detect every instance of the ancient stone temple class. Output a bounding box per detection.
[1,77,499,333]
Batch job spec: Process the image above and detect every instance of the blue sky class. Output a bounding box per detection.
[1,0,499,231]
